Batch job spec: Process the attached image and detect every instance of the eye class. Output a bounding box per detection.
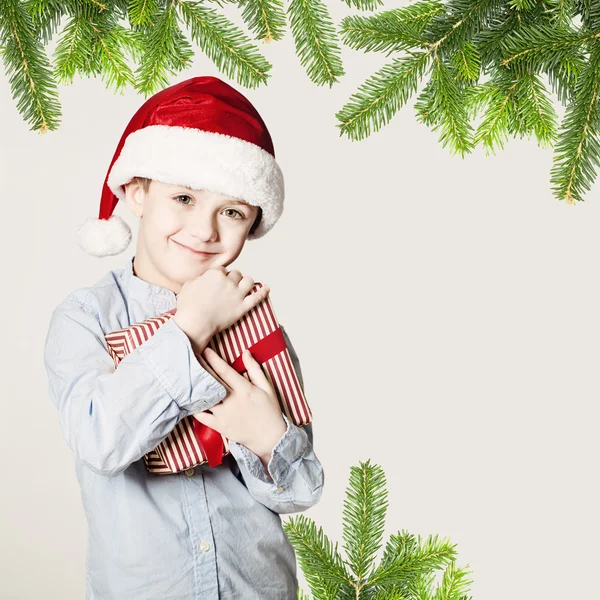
[175,195,193,205]
[223,208,245,219]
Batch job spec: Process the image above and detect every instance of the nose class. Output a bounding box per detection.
[189,208,218,242]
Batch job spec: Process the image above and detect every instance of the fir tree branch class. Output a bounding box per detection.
[500,22,591,70]
[511,69,557,145]
[89,20,137,92]
[0,0,62,133]
[577,0,600,32]
[432,561,474,600]
[134,0,194,95]
[236,0,287,43]
[128,0,160,27]
[550,44,600,202]
[177,0,272,88]
[338,3,445,56]
[287,0,344,87]
[336,51,432,140]
[282,514,356,600]
[339,0,384,13]
[472,67,521,152]
[365,531,457,589]
[426,0,504,57]
[25,0,68,44]
[341,461,389,585]
[449,41,480,82]
[414,51,475,156]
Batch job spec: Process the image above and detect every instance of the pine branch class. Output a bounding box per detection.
[287,0,344,87]
[425,0,505,57]
[550,43,600,202]
[338,3,445,56]
[336,51,432,140]
[177,0,272,89]
[128,0,160,27]
[365,531,457,588]
[237,0,287,43]
[25,0,68,43]
[414,51,475,156]
[134,1,194,95]
[433,561,474,600]
[339,0,385,13]
[0,0,62,133]
[577,0,600,32]
[472,67,522,152]
[341,461,389,584]
[511,69,557,146]
[282,514,356,600]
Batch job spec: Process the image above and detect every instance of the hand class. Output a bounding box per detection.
[174,267,270,351]
[193,346,287,460]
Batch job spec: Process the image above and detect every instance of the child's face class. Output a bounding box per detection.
[124,179,260,293]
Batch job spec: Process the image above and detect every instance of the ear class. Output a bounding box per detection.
[124,179,145,218]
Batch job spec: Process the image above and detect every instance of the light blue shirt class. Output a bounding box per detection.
[43,256,324,600]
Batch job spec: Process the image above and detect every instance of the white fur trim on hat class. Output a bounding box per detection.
[106,125,284,240]
[76,214,132,257]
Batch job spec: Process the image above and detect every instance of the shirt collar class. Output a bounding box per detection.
[123,256,178,313]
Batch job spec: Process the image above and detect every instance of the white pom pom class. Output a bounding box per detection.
[76,214,132,257]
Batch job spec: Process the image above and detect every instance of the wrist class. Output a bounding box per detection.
[174,314,216,353]
[253,416,287,459]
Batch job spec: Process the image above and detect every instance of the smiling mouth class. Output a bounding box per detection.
[172,240,216,256]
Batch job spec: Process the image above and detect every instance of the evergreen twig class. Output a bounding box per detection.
[282,459,473,600]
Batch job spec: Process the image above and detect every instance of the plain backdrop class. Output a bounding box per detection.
[2,2,599,598]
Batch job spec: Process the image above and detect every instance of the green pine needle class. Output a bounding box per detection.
[237,0,287,43]
[283,514,355,599]
[5,0,600,204]
[341,460,389,583]
[339,3,445,56]
[415,53,475,156]
[550,43,600,203]
[283,460,470,600]
[134,1,194,96]
[336,51,432,140]
[0,0,62,133]
[178,0,272,89]
[287,0,345,87]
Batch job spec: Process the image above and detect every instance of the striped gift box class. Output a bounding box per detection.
[105,282,312,475]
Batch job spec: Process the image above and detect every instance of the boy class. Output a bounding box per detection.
[43,76,324,600]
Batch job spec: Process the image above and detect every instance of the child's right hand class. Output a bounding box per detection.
[173,267,270,351]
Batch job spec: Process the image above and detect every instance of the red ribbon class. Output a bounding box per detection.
[192,326,286,467]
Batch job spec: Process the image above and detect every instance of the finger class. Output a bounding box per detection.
[227,269,243,284]
[237,275,255,295]
[242,349,271,392]
[241,283,270,311]
[193,409,217,426]
[202,347,249,389]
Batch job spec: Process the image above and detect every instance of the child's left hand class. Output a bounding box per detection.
[193,347,287,460]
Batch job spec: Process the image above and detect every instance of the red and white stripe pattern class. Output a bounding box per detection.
[105,283,312,474]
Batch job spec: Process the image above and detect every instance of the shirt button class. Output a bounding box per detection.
[199,541,210,552]
[185,468,195,477]
[273,486,284,494]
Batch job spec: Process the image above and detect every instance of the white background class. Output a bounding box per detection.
[1,2,599,598]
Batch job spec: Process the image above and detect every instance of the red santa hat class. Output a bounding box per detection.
[77,75,284,257]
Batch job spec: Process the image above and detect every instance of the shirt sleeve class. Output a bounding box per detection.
[43,297,228,477]
[227,325,325,514]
